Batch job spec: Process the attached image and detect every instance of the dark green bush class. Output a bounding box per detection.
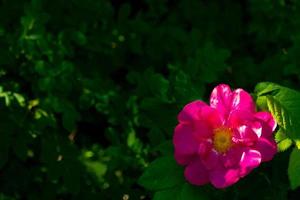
[0,0,300,199]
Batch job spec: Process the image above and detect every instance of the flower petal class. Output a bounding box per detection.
[233,125,258,146]
[231,88,256,113]
[202,150,221,170]
[199,105,223,128]
[255,112,277,138]
[251,121,262,138]
[178,100,207,123]
[193,119,214,140]
[255,112,276,131]
[227,109,254,128]
[184,159,209,185]
[209,167,240,188]
[210,85,255,122]
[179,100,222,126]
[255,138,277,162]
[173,124,199,165]
[210,84,233,120]
[198,140,213,157]
[222,146,244,168]
[239,149,261,177]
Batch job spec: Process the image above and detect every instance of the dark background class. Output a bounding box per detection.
[0,0,300,199]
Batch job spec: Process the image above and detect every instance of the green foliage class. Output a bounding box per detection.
[275,129,293,152]
[153,183,209,200]
[288,148,300,190]
[138,156,184,190]
[139,156,209,200]
[255,82,300,191]
[255,82,300,148]
[1,0,300,199]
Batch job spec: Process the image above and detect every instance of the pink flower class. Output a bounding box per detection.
[173,84,277,188]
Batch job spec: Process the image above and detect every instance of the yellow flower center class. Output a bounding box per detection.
[213,127,232,154]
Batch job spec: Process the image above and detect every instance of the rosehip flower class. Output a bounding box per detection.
[173,84,277,188]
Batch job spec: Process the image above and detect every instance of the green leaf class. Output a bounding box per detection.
[277,138,293,152]
[13,93,26,107]
[84,160,107,183]
[169,68,204,104]
[127,128,142,153]
[179,183,209,200]
[275,129,292,152]
[127,69,170,101]
[72,31,87,45]
[295,140,300,150]
[153,186,181,200]
[288,148,300,190]
[140,156,209,200]
[153,183,209,200]
[140,98,177,133]
[265,96,291,133]
[153,140,173,156]
[187,42,230,83]
[138,156,184,190]
[255,82,300,139]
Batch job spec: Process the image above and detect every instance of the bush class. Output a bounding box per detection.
[0,0,300,199]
